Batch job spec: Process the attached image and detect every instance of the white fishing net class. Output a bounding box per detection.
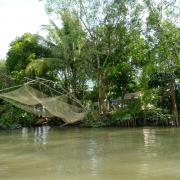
[0,84,86,123]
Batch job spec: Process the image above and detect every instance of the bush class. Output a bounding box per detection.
[0,103,36,129]
[80,110,106,128]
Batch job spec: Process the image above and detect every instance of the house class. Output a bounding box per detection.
[110,92,143,107]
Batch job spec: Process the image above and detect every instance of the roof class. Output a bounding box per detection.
[117,92,142,100]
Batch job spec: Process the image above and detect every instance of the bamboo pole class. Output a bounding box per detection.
[24,77,87,112]
[36,77,87,111]
[0,80,36,93]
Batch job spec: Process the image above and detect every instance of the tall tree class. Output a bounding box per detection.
[42,10,87,99]
[6,33,51,72]
[143,0,180,125]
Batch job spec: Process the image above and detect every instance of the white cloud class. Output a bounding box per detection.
[0,0,49,59]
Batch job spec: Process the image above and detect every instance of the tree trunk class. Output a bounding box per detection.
[170,79,178,126]
[98,71,106,114]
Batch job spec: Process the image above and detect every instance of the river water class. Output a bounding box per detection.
[0,127,180,180]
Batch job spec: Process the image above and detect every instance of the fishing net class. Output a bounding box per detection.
[0,83,86,124]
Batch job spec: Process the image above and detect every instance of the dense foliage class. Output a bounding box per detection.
[0,0,179,128]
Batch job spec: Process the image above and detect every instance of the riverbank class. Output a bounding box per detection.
[0,103,179,130]
[1,116,179,130]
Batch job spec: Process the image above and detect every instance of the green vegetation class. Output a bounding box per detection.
[0,0,179,129]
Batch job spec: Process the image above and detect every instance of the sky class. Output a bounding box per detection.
[0,0,49,59]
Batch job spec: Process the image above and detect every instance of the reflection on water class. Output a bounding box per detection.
[88,139,98,176]
[34,126,50,145]
[143,128,157,156]
[143,128,156,150]
[22,128,28,139]
[1,127,180,180]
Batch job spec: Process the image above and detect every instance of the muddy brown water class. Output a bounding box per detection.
[0,127,180,180]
